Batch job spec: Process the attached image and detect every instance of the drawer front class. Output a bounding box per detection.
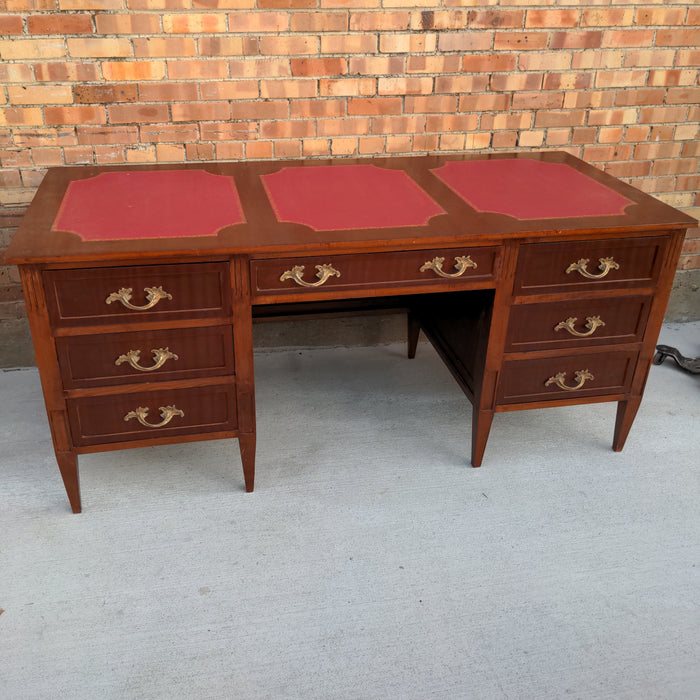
[45,262,230,326]
[56,325,235,389]
[514,236,667,296]
[505,296,652,352]
[67,383,237,447]
[251,246,500,298]
[496,350,637,405]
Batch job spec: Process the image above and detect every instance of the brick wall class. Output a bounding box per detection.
[1,0,699,352]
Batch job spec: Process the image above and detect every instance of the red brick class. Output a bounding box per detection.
[200,122,257,141]
[350,11,409,31]
[652,158,698,176]
[372,116,425,135]
[171,102,230,122]
[435,75,490,94]
[291,100,345,118]
[245,141,273,160]
[437,32,493,52]
[107,104,170,124]
[317,118,371,137]
[378,77,433,96]
[459,94,510,111]
[534,110,586,128]
[410,10,467,31]
[348,98,402,116]
[44,106,106,125]
[492,131,518,149]
[350,56,404,75]
[462,54,516,72]
[163,13,227,33]
[0,15,25,34]
[581,9,633,27]
[635,143,683,160]
[405,96,457,114]
[167,59,228,79]
[228,11,288,32]
[635,7,686,26]
[667,87,700,105]
[76,126,139,146]
[512,92,564,110]
[426,114,478,132]
[133,38,197,57]
[198,37,247,56]
[550,31,602,50]
[639,106,690,124]
[291,12,348,32]
[407,55,461,73]
[319,78,374,97]
[12,128,77,147]
[102,61,166,81]
[601,30,655,48]
[648,70,697,87]
[8,85,73,105]
[229,58,290,78]
[468,9,523,28]
[230,101,288,120]
[260,121,315,139]
[542,73,591,90]
[67,38,132,58]
[138,83,199,102]
[291,58,347,77]
[215,141,245,160]
[34,62,99,82]
[525,10,579,28]
[74,84,138,104]
[201,80,259,100]
[490,73,542,92]
[95,13,160,34]
[139,124,198,143]
[273,140,301,159]
[185,143,215,160]
[259,0,314,7]
[494,32,547,51]
[321,34,377,55]
[614,88,665,106]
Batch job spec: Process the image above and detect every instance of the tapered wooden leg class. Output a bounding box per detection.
[613,396,643,452]
[471,409,494,467]
[238,433,256,492]
[407,312,420,359]
[56,451,81,513]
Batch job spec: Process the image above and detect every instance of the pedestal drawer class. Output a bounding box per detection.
[67,383,238,447]
[514,236,667,296]
[496,350,637,405]
[56,325,235,389]
[505,296,652,352]
[251,246,499,298]
[45,262,230,326]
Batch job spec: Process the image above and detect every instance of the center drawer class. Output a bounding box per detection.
[66,383,238,447]
[250,246,500,299]
[56,325,235,389]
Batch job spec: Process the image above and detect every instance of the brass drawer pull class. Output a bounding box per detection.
[105,286,172,310]
[554,315,605,338]
[124,405,184,428]
[545,369,595,392]
[115,347,179,372]
[279,263,341,288]
[420,255,477,279]
[565,257,619,280]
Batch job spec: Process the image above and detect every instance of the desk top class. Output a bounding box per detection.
[6,151,695,265]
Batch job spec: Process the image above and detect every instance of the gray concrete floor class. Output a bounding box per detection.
[1,322,698,699]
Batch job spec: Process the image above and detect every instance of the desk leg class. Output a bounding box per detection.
[56,451,81,513]
[612,396,642,452]
[471,409,494,468]
[407,311,420,359]
[239,434,256,492]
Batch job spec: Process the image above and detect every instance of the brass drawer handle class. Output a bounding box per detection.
[554,315,605,338]
[105,286,173,310]
[279,263,341,288]
[420,255,477,279]
[124,405,184,428]
[565,257,619,280]
[545,369,595,392]
[115,347,179,372]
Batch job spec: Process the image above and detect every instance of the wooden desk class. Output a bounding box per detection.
[5,152,695,513]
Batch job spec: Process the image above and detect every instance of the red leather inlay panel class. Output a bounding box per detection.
[53,169,245,241]
[261,164,446,231]
[432,159,633,220]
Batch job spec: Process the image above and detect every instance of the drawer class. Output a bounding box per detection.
[45,262,230,327]
[251,246,500,298]
[513,236,667,296]
[505,296,652,352]
[496,350,637,405]
[67,383,238,447]
[56,325,235,389]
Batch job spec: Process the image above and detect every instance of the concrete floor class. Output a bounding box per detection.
[1,322,698,699]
